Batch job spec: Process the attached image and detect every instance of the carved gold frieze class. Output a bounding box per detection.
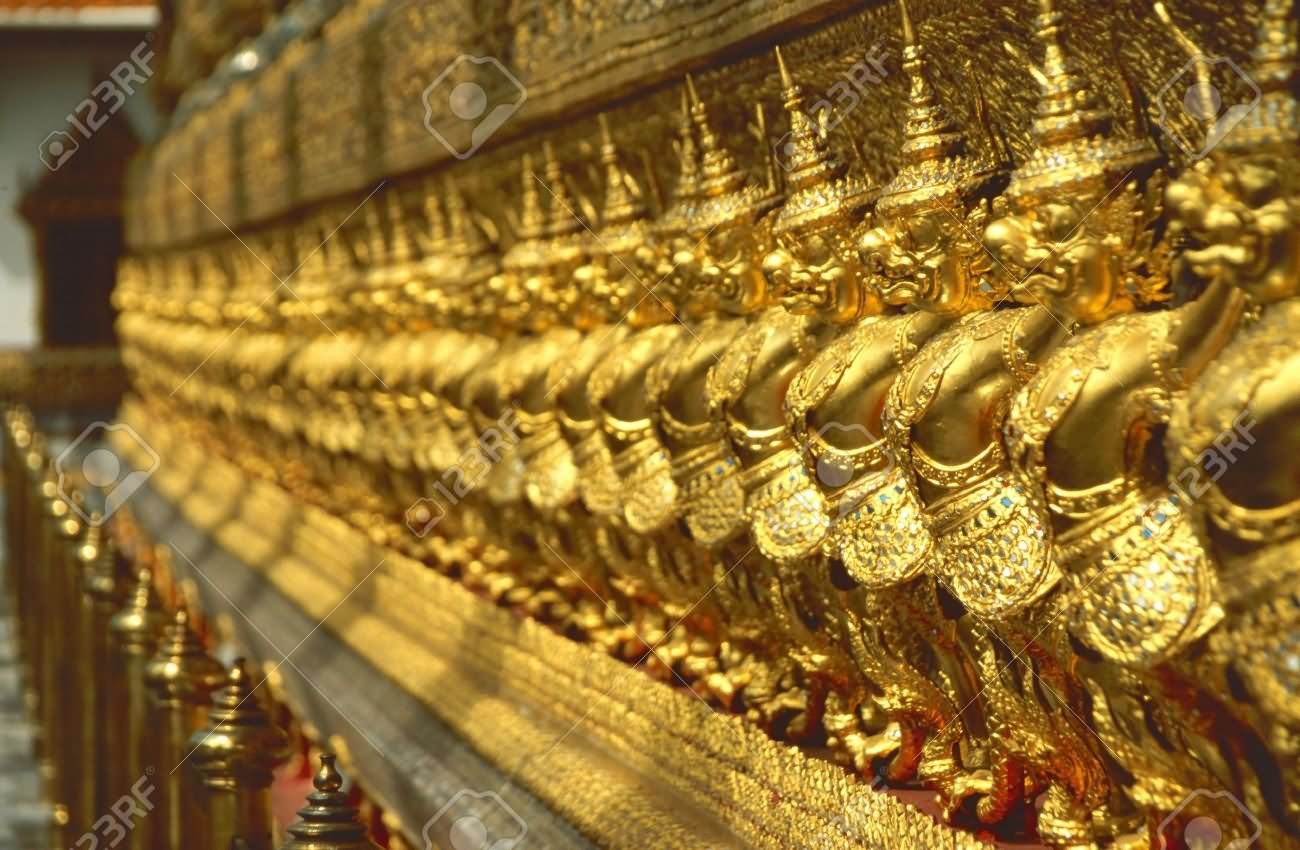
[113,0,1300,848]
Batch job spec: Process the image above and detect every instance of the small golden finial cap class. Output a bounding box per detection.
[189,658,291,790]
[80,524,120,603]
[109,568,163,652]
[281,754,382,850]
[143,609,226,707]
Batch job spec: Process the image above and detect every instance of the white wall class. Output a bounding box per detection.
[0,29,160,349]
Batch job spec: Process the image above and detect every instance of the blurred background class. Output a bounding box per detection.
[0,0,161,352]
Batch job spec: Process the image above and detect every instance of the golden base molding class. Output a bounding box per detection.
[111,398,986,850]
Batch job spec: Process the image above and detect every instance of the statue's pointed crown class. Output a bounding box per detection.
[515,152,549,242]
[422,177,449,254]
[771,45,876,236]
[443,174,493,263]
[542,140,588,238]
[662,74,782,233]
[774,45,846,192]
[686,73,748,199]
[598,113,648,228]
[876,0,1007,217]
[1006,0,1158,204]
[384,188,415,265]
[673,87,703,204]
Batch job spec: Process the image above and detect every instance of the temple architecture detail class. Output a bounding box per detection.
[4,0,1299,848]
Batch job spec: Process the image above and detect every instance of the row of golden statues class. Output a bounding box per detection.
[112,0,1298,847]
[1,409,388,850]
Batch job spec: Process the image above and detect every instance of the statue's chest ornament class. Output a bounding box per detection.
[885,309,1058,618]
[785,315,932,587]
[1009,311,1220,668]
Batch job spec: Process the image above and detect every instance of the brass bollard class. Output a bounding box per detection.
[16,435,45,671]
[3,409,32,591]
[11,428,42,694]
[78,521,123,826]
[108,568,164,850]
[280,754,383,850]
[189,658,290,850]
[143,609,224,850]
[52,495,84,834]
[36,475,79,815]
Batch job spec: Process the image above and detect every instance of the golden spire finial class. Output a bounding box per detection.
[1028,0,1111,148]
[1003,0,1156,203]
[281,754,382,850]
[673,86,703,203]
[385,189,414,264]
[898,0,914,42]
[772,45,845,192]
[109,567,160,650]
[543,140,586,237]
[597,113,647,227]
[516,153,547,241]
[875,0,1004,217]
[775,42,795,89]
[684,73,747,197]
[190,658,290,790]
[77,520,104,565]
[81,521,118,605]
